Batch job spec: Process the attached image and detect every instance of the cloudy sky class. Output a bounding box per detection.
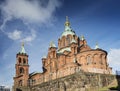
[0,0,120,88]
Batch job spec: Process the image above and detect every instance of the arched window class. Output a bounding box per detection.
[23,58,26,64]
[87,56,91,65]
[80,56,86,65]
[66,36,70,45]
[73,35,75,39]
[32,79,36,84]
[63,38,65,46]
[20,67,24,74]
[53,51,56,58]
[19,80,22,86]
[18,57,21,64]
[94,54,99,64]
[74,47,76,53]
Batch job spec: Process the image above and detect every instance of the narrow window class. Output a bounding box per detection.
[20,67,24,74]
[19,57,21,64]
[87,56,91,65]
[66,36,70,45]
[19,80,22,86]
[23,58,26,64]
[63,39,65,46]
[73,35,75,39]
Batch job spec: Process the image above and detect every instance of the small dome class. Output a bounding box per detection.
[81,35,85,40]
[49,41,56,48]
[42,55,47,59]
[95,43,99,49]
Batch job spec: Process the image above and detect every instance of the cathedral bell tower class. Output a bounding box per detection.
[13,43,29,89]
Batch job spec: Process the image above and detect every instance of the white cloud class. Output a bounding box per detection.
[108,48,120,74]
[7,29,36,42]
[0,0,61,42]
[0,15,12,32]
[1,0,61,24]
[22,29,36,42]
[7,30,22,40]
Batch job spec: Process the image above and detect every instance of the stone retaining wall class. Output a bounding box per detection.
[29,72,117,91]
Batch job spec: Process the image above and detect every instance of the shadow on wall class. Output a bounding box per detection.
[16,88,22,91]
[109,70,120,90]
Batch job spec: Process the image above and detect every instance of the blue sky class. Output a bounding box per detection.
[0,0,120,88]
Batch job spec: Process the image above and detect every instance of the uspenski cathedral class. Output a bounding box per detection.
[13,17,112,91]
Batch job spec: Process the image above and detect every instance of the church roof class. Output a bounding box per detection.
[29,71,41,77]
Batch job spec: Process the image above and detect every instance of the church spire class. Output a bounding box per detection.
[65,16,70,27]
[20,42,26,54]
[61,16,75,37]
[95,42,99,49]
[64,16,72,32]
[81,35,85,41]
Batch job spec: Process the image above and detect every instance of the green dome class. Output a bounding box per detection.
[61,30,75,37]
[61,26,75,37]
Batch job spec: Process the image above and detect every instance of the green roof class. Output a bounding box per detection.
[57,47,71,53]
[61,30,75,37]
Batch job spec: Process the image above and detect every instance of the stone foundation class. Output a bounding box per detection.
[30,72,117,91]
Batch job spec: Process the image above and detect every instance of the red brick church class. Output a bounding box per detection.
[13,17,112,90]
